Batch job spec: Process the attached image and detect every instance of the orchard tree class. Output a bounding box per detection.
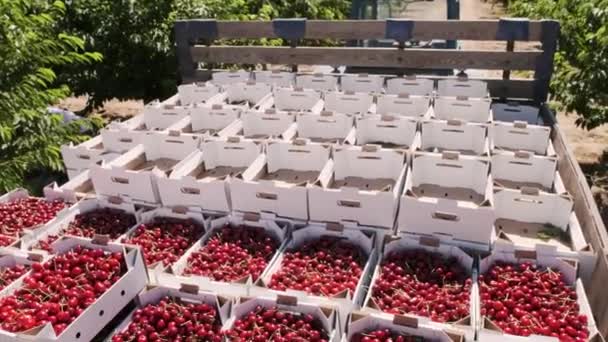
[0,0,103,193]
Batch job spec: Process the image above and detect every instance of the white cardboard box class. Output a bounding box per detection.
[158,214,289,297]
[219,110,297,141]
[296,74,339,91]
[397,152,495,246]
[251,224,377,331]
[308,145,407,228]
[0,237,148,342]
[361,235,477,341]
[375,94,432,117]
[211,70,250,85]
[224,81,272,106]
[230,140,331,220]
[19,196,142,252]
[99,116,148,154]
[492,102,543,124]
[224,296,340,342]
[340,74,384,93]
[386,77,435,96]
[108,284,231,340]
[356,115,418,148]
[254,70,295,87]
[420,119,490,156]
[0,251,50,297]
[271,87,324,113]
[491,120,553,155]
[324,90,374,115]
[433,97,492,123]
[296,111,356,144]
[177,82,220,105]
[90,132,201,205]
[437,79,488,98]
[157,138,262,212]
[492,152,559,193]
[478,248,599,342]
[343,311,469,342]
[189,103,242,134]
[142,102,191,130]
[60,135,121,178]
[44,170,96,203]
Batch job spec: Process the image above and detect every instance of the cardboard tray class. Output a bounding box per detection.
[296,111,356,145]
[270,87,325,113]
[254,70,295,87]
[437,79,489,98]
[386,76,434,96]
[296,73,339,91]
[375,93,432,118]
[43,170,96,204]
[340,74,384,93]
[177,82,221,105]
[356,115,418,149]
[324,90,374,115]
[211,70,250,85]
[433,96,492,123]
[420,119,490,156]
[218,110,297,142]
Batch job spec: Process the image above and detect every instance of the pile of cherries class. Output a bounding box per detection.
[111,296,222,342]
[351,329,426,342]
[0,246,125,334]
[268,236,365,297]
[0,197,65,235]
[34,208,136,252]
[225,306,329,342]
[0,264,29,291]
[0,235,15,247]
[480,261,589,341]
[184,226,278,282]
[371,249,471,323]
[122,217,203,267]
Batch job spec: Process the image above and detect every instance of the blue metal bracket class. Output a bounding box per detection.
[497,18,530,41]
[385,19,414,42]
[273,18,306,41]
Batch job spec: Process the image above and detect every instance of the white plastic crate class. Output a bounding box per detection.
[420,119,490,156]
[230,140,331,220]
[90,132,201,205]
[295,111,356,144]
[157,138,262,212]
[324,90,374,115]
[340,74,384,93]
[308,145,407,228]
[397,152,495,246]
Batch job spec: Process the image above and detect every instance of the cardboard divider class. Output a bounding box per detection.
[324,90,374,115]
[386,77,434,96]
[254,70,295,87]
[478,248,599,342]
[224,82,272,106]
[231,140,331,220]
[0,237,148,342]
[272,87,325,112]
[43,170,96,203]
[360,235,477,341]
[433,97,492,123]
[177,82,220,105]
[355,115,418,149]
[375,94,431,118]
[224,296,340,341]
[397,152,495,246]
[90,132,201,205]
[211,70,251,85]
[296,111,356,144]
[437,79,488,98]
[251,224,377,333]
[308,145,407,228]
[157,138,262,212]
[343,312,467,342]
[492,102,543,124]
[491,120,552,156]
[107,284,232,339]
[420,119,490,156]
[157,214,289,297]
[19,196,143,253]
[296,74,339,91]
[340,74,384,93]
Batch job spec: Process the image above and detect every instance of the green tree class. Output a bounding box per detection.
[0,0,103,193]
[509,0,608,129]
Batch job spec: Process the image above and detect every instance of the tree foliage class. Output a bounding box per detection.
[59,0,351,111]
[509,0,608,129]
[0,0,103,193]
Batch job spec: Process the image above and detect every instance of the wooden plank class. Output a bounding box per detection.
[191,46,541,70]
[204,20,544,41]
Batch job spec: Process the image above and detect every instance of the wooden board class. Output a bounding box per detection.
[203,20,546,41]
[191,46,541,71]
